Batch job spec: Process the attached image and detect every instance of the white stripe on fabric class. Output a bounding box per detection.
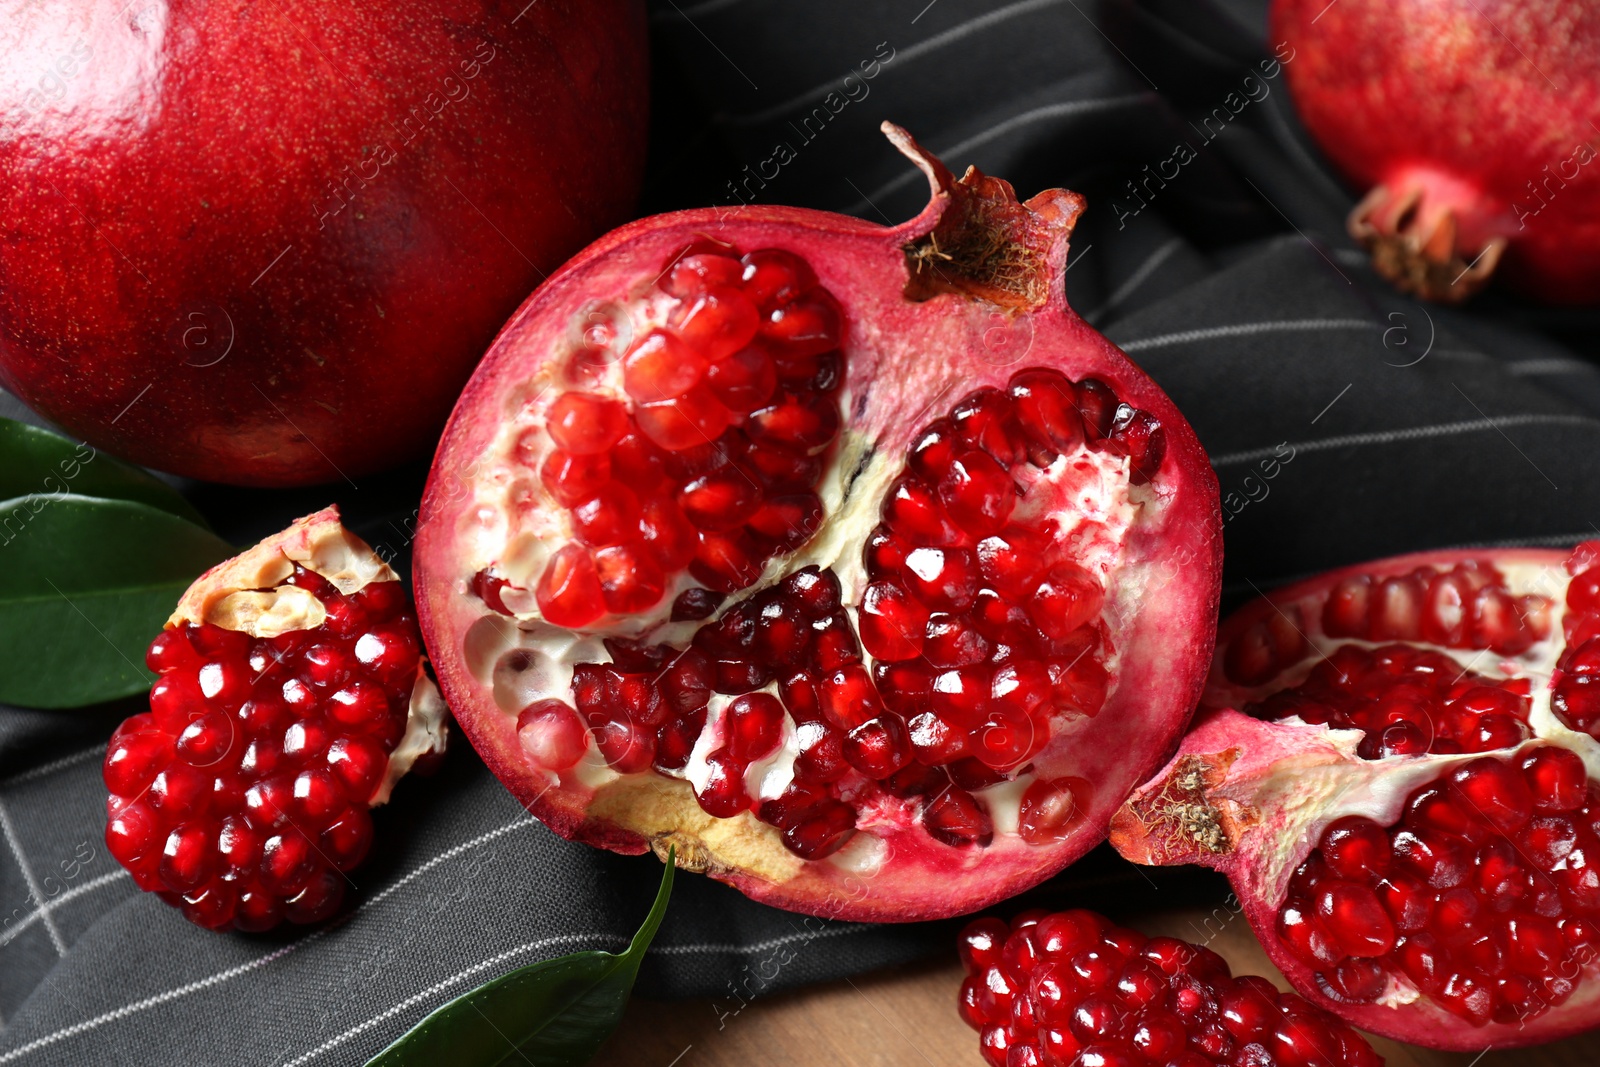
[652,0,749,22]
[0,799,65,955]
[1508,358,1598,376]
[1209,414,1600,468]
[279,933,633,1067]
[651,923,870,956]
[730,0,1073,125]
[1,745,103,787]
[1085,237,1183,323]
[0,817,542,1062]
[0,870,129,949]
[846,95,1152,213]
[1116,318,1374,353]
[284,925,878,1064]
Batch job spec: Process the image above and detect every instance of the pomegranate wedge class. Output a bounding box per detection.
[1114,545,1600,1048]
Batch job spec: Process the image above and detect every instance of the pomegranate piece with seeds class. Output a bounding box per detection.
[105,508,448,931]
[414,124,1221,921]
[1113,544,1600,1049]
[957,909,1382,1067]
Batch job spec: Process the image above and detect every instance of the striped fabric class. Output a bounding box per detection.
[1,0,1596,1061]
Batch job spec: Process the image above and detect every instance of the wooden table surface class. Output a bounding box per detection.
[596,905,1600,1067]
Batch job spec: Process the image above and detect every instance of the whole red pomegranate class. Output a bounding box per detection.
[1275,0,1600,304]
[957,909,1383,1066]
[1113,545,1600,1048]
[105,507,448,930]
[413,124,1222,921]
[0,0,647,486]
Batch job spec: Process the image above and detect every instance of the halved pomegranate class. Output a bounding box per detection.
[415,125,1221,921]
[1112,545,1600,1048]
[105,507,448,930]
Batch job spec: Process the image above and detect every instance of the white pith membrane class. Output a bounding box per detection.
[1113,549,1600,1045]
[172,508,448,803]
[450,267,1160,879]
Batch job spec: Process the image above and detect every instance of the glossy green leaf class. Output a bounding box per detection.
[0,495,234,708]
[367,852,676,1067]
[0,417,208,527]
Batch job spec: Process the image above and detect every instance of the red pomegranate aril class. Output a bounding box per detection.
[739,248,815,310]
[1018,778,1087,845]
[725,693,785,762]
[782,801,855,860]
[705,345,778,413]
[939,450,1015,537]
[536,544,605,627]
[696,750,751,817]
[664,250,744,298]
[1320,817,1392,882]
[842,716,911,779]
[1009,368,1083,456]
[671,287,759,362]
[1028,562,1103,642]
[546,392,628,455]
[678,469,761,531]
[924,788,993,847]
[858,581,929,661]
[623,331,704,404]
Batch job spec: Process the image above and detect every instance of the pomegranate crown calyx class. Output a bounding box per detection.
[884,122,1086,313]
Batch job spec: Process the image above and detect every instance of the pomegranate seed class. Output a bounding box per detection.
[1074,379,1118,440]
[635,384,733,450]
[858,580,929,661]
[781,801,854,859]
[725,693,784,762]
[535,544,605,627]
[842,715,911,778]
[592,542,666,615]
[1018,777,1088,844]
[678,468,761,531]
[663,250,743,298]
[759,291,840,357]
[938,449,1015,537]
[923,788,993,847]
[1028,561,1103,642]
[671,287,759,362]
[545,392,628,454]
[740,248,816,311]
[901,546,981,613]
[1009,368,1083,457]
[516,700,589,771]
[623,331,705,403]
[696,749,750,817]
[705,344,777,412]
[746,390,839,453]
[669,587,722,621]
[690,529,763,593]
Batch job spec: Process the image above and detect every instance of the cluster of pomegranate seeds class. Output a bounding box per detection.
[1224,560,1552,688]
[861,369,1150,776]
[483,243,846,628]
[1281,745,1600,1027]
[489,239,1172,862]
[1249,645,1533,759]
[1554,549,1600,736]
[104,566,422,931]
[959,910,1381,1067]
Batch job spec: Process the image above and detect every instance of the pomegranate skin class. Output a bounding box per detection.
[1275,0,1600,304]
[1113,547,1600,1049]
[0,0,648,486]
[415,126,1223,922]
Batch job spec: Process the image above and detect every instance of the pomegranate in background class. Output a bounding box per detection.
[1274,0,1600,304]
[1114,545,1600,1048]
[0,0,648,485]
[413,124,1222,921]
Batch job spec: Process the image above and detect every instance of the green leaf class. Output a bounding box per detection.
[367,851,676,1067]
[0,417,209,527]
[0,495,234,708]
